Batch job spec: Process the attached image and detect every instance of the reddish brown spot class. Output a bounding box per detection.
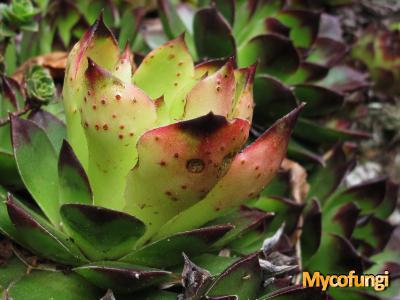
[256,173,261,178]
[103,124,109,130]
[92,104,97,110]
[84,122,89,128]
[155,136,159,141]
[181,185,187,190]
[220,146,225,151]
[178,61,183,66]
[112,114,117,119]
[84,96,87,102]
[165,191,172,196]
[176,72,181,77]
[255,166,259,170]
[115,94,121,101]
[248,193,254,197]
[118,134,124,139]
[241,160,245,165]
[216,86,221,92]
[174,153,179,158]
[129,132,134,137]
[87,90,91,96]
[101,99,106,105]
[159,160,166,166]
[95,124,100,131]
[119,125,125,130]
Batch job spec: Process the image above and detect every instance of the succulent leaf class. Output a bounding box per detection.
[184,59,236,119]
[205,253,262,300]
[124,113,249,240]
[301,199,322,262]
[6,194,87,265]
[156,105,303,238]
[63,14,121,169]
[10,115,60,226]
[73,261,173,293]
[28,110,67,154]
[121,225,232,268]
[133,35,197,120]
[82,59,157,210]
[60,204,145,260]
[238,34,300,80]
[6,269,102,300]
[193,6,236,59]
[58,141,92,206]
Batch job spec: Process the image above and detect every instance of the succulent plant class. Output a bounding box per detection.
[260,145,400,299]
[352,24,400,96]
[0,16,325,300]
[0,0,39,38]
[154,0,369,165]
[24,65,56,104]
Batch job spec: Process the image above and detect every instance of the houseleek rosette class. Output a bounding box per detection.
[61,15,303,240]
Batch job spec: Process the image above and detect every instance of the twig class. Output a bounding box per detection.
[280,158,309,285]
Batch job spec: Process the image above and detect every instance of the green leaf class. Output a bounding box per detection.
[0,256,27,292]
[323,178,387,215]
[301,199,321,262]
[192,254,240,276]
[28,110,66,154]
[213,0,235,25]
[293,118,370,145]
[120,225,232,268]
[57,8,80,47]
[7,270,102,300]
[158,0,186,39]
[133,35,196,118]
[253,75,297,124]
[252,196,304,234]
[352,216,395,256]
[306,234,364,274]
[238,34,299,80]
[206,253,262,300]
[74,261,172,293]
[60,204,145,260]
[293,84,343,118]
[258,287,326,300]
[6,194,87,265]
[11,115,60,226]
[58,141,92,206]
[308,146,355,203]
[277,9,319,48]
[193,7,236,59]
[118,8,144,49]
[210,207,273,248]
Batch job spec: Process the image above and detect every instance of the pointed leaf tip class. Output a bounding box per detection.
[85,57,109,83]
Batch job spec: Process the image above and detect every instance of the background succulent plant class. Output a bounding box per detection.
[352,24,400,96]
[152,0,370,166]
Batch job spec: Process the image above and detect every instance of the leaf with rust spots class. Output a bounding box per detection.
[124,113,249,242]
[156,104,303,239]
